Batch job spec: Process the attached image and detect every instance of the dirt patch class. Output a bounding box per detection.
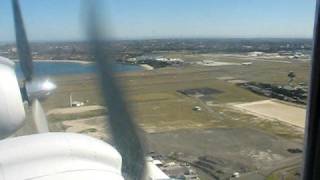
[177,87,223,97]
[232,100,306,128]
[47,105,106,115]
[62,116,111,142]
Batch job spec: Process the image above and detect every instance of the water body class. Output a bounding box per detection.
[15,61,142,78]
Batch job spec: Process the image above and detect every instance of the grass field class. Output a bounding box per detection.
[42,52,309,179]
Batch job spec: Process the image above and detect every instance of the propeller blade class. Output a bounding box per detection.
[85,1,145,179]
[32,99,49,133]
[12,0,33,81]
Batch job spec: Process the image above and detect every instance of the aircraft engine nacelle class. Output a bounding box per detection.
[0,57,25,138]
[0,133,124,180]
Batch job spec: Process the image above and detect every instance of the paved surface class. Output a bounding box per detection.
[147,128,303,179]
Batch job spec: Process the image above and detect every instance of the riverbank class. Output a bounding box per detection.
[14,60,143,78]
[13,59,93,65]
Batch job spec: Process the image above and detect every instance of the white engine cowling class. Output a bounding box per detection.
[0,133,124,180]
[0,57,25,138]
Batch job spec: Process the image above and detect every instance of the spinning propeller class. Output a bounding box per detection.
[12,0,55,133]
[12,0,145,179]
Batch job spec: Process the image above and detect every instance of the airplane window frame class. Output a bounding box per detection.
[303,0,320,180]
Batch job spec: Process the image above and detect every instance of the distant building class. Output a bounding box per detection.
[248,51,264,57]
[71,101,84,107]
[127,58,137,63]
[193,106,202,111]
[241,62,252,66]
[9,47,17,53]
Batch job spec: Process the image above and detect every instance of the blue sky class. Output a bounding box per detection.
[0,0,317,42]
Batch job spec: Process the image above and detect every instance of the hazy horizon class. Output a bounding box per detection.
[0,37,314,44]
[0,0,316,42]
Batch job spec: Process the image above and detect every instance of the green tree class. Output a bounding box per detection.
[288,71,296,86]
